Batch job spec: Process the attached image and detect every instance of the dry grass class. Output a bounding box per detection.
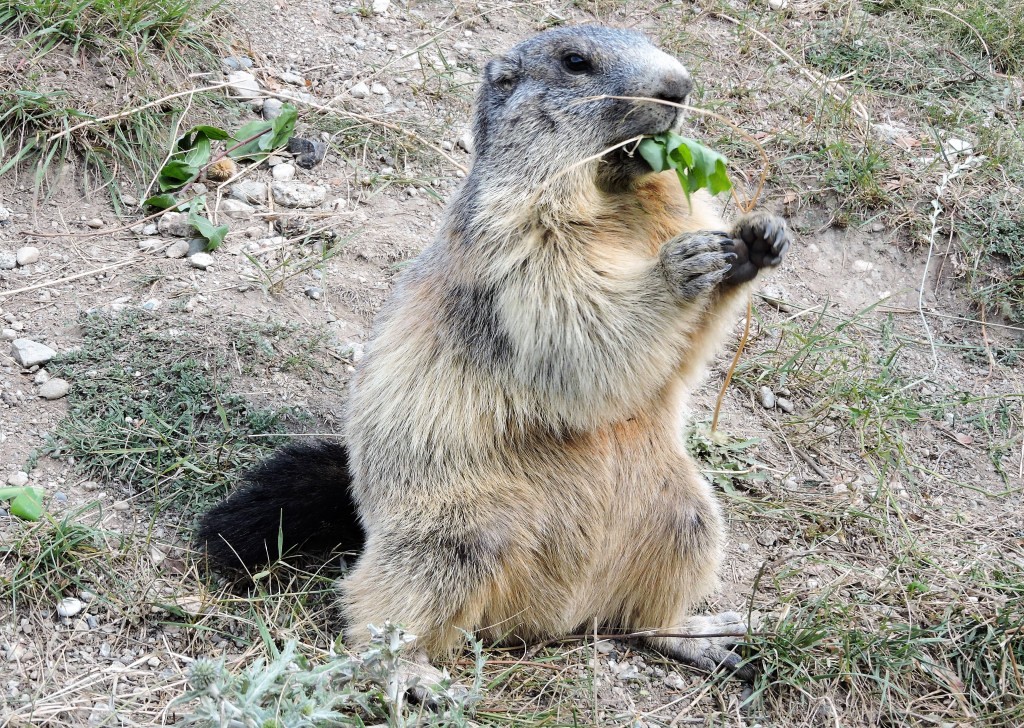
[2,0,1023,726]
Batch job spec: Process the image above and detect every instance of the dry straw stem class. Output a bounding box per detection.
[259,89,468,173]
[711,11,871,125]
[45,82,233,144]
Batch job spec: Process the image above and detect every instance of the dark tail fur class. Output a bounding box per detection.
[197,440,364,572]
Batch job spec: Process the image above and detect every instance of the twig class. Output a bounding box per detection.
[47,82,232,143]
[923,6,993,73]
[260,90,467,173]
[0,260,141,300]
[711,12,870,124]
[794,448,830,480]
[712,295,753,433]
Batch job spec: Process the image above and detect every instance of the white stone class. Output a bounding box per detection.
[349,82,370,99]
[370,83,388,95]
[219,199,255,219]
[15,247,40,266]
[11,338,56,367]
[262,98,284,120]
[0,206,10,223]
[189,252,214,270]
[271,181,328,208]
[272,163,296,181]
[664,672,687,690]
[372,0,389,13]
[142,223,158,235]
[165,240,189,259]
[56,597,84,618]
[86,218,103,229]
[6,471,28,487]
[759,386,776,409]
[226,71,260,100]
[230,181,268,204]
[457,131,474,153]
[38,378,70,400]
[0,251,15,270]
[768,0,788,9]
[278,71,304,86]
[158,211,192,237]
[852,259,874,272]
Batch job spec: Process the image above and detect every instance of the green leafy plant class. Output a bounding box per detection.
[638,131,733,203]
[0,486,44,521]
[144,106,298,250]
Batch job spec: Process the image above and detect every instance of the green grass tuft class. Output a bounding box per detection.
[45,310,296,514]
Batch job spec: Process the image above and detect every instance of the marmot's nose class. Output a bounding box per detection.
[652,70,692,106]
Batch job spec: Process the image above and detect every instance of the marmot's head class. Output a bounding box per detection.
[472,25,692,189]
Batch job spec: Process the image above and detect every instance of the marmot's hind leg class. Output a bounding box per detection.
[609,452,753,680]
[341,523,498,657]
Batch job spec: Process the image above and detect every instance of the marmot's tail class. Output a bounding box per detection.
[197,440,363,572]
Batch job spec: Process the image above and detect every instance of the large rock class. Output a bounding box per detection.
[11,338,56,367]
[271,181,328,208]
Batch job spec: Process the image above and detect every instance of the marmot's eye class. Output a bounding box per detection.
[561,53,592,74]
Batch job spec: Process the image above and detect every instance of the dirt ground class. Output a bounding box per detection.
[1,0,1022,726]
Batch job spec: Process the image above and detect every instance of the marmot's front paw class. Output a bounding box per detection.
[723,211,791,285]
[660,231,736,302]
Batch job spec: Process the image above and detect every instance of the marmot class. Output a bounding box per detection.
[199,24,791,680]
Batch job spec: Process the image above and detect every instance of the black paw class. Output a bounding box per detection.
[660,231,736,301]
[723,212,791,284]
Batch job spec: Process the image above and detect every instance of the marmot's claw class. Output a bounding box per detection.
[725,212,792,284]
[661,231,735,301]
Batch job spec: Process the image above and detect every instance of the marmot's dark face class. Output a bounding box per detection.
[473,25,693,186]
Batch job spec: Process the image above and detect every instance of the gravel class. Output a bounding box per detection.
[56,598,84,618]
[165,240,189,259]
[226,70,260,100]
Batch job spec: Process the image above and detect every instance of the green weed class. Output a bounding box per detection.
[45,310,296,514]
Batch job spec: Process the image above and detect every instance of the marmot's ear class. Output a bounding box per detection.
[484,53,523,95]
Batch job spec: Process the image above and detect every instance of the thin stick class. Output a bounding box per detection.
[711,12,870,124]
[923,6,993,72]
[712,295,753,433]
[47,82,232,143]
[0,260,141,300]
[260,90,467,173]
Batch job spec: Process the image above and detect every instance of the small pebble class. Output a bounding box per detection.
[759,386,776,409]
[57,597,84,618]
[11,339,57,367]
[664,672,687,690]
[272,163,296,182]
[86,218,103,229]
[165,240,189,259]
[190,252,214,270]
[262,98,284,120]
[38,378,70,400]
[142,223,158,235]
[777,397,795,413]
[6,471,29,487]
[370,83,388,95]
[15,246,40,266]
[304,286,323,300]
[349,82,370,99]
[112,500,130,511]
